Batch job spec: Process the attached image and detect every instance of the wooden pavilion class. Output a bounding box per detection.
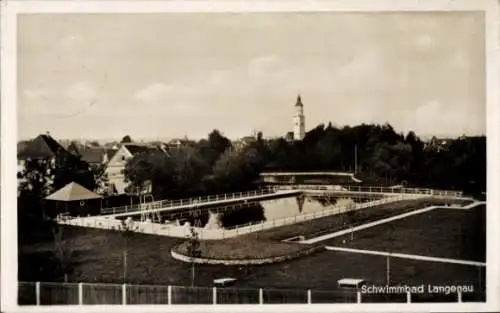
[44,182,103,218]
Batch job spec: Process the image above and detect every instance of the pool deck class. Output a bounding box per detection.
[324,246,486,267]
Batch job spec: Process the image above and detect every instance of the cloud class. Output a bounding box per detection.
[66,82,95,101]
[247,55,287,78]
[207,69,240,89]
[133,83,170,101]
[335,48,384,90]
[205,55,291,92]
[415,100,442,118]
[133,82,198,102]
[20,82,98,118]
[410,100,483,136]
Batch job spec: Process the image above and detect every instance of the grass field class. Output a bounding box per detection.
[18,197,485,303]
[323,205,486,262]
[174,198,469,260]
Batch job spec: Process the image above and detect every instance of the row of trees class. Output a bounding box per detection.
[17,153,107,244]
[124,124,486,200]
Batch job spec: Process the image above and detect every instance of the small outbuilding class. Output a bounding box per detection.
[44,182,103,218]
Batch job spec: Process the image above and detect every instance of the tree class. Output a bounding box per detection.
[212,149,245,190]
[117,123,485,201]
[18,158,54,201]
[198,130,232,168]
[52,154,97,192]
[91,164,111,195]
[124,151,177,199]
[208,129,231,156]
[173,147,211,196]
[121,135,132,143]
[212,145,263,193]
[17,154,97,244]
[186,226,202,287]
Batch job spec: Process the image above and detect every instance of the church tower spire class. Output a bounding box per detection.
[296,94,303,107]
[293,94,306,140]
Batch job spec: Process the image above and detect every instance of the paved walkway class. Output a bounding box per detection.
[324,246,486,267]
[300,201,485,244]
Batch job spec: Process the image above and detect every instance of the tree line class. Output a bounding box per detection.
[124,123,486,201]
[17,123,486,227]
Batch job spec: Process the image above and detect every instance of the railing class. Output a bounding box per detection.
[275,185,463,198]
[100,187,279,215]
[260,171,356,176]
[99,185,464,216]
[213,194,423,239]
[61,194,426,239]
[18,281,485,305]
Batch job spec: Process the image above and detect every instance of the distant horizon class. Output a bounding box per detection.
[18,121,486,144]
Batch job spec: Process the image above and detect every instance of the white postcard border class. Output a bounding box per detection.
[2,1,499,312]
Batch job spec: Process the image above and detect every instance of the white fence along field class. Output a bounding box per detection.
[18,281,484,305]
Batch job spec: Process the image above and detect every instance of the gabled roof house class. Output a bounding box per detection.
[105,143,169,194]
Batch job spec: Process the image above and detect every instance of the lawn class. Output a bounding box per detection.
[173,198,472,260]
[19,198,475,287]
[323,205,486,262]
[231,250,485,291]
[19,228,485,290]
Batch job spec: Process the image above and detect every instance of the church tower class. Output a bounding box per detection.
[293,94,306,140]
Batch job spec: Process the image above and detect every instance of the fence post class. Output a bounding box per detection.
[122,284,127,305]
[213,287,217,304]
[357,291,361,303]
[457,291,462,303]
[259,288,263,304]
[35,282,40,306]
[167,285,172,305]
[307,289,311,304]
[406,291,411,303]
[78,283,83,305]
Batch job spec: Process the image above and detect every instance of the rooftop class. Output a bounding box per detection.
[18,134,71,160]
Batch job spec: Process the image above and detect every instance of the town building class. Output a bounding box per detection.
[424,136,456,152]
[293,94,306,141]
[68,145,118,168]
[17,133,73,175]
[105,143,169,194]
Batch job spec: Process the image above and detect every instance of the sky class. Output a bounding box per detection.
[17,12,486,141]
